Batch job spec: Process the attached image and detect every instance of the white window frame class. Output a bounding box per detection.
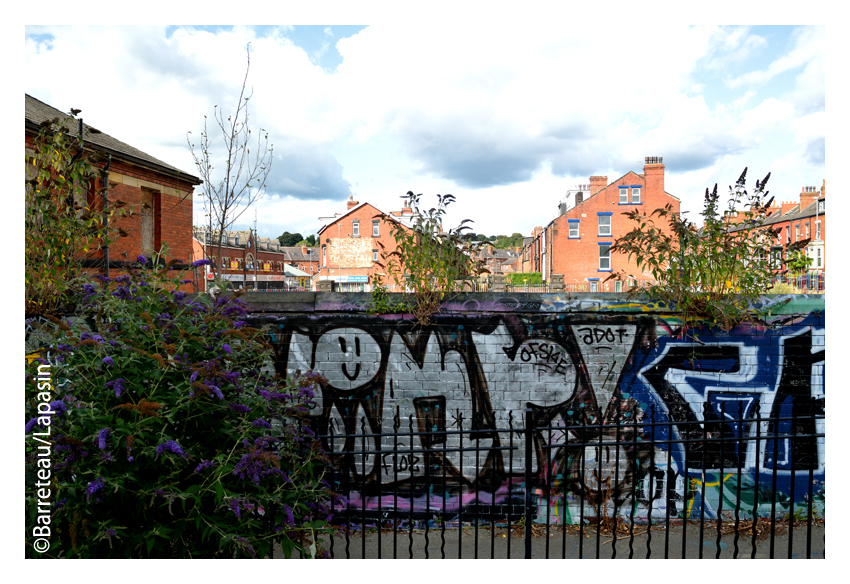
[372,249,379,262]
[806,224,810,239]
[631,187,641,204]
[817,247,822,268]
[619,188,628,204]
[569,222,579,238]
[599,244,611,270]
[352,220,359,237]
[589,280,599,293]
[615,281,622,293]
[598,215,612,236]
[816,220,821,240]
[322,245,327,267]
[372,220,379,237]
[795,224,799,241]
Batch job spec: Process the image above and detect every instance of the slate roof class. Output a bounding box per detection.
[25,94,200,184]
[727,199,825,233]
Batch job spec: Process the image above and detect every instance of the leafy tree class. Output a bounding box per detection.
[188,45,274,281]
[605,168,779,331]
[277,232,304,247]
[25,113,128,316]
[25,258,336,558]
[786,249,813,275]
[372,192,488,326]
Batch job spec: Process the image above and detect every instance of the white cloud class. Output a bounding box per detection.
[727,26,823,89]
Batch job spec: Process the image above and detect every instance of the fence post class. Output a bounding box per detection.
[524,406,533,559]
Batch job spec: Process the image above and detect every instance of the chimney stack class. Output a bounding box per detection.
[800,186,820,211]
[780,200,798,216]
[644,156,664,196]
[401,197,412,215]
[347,195,359,210]
[301,245,308,255]
[589,176,607,195]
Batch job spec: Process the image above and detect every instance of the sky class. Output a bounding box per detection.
[22,21,825,243]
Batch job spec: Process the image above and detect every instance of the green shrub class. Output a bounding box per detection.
[506,272,542,285]
[25,257,337,558]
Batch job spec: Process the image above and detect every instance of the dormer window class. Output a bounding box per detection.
[235,235,240,246]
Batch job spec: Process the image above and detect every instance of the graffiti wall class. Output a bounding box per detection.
[255,294,826,524]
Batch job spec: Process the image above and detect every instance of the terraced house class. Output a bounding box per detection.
[522,157,680,292]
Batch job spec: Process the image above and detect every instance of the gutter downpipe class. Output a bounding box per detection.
[102,154,111,279]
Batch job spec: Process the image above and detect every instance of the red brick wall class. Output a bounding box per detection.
[549,163,679,291]
[316,203,412,288]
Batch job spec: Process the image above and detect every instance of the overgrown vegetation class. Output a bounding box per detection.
[506,272,543,285]
[25,113,128,316]
[371,192,488,326]
[605,169,780,332]
[25,257,337,558]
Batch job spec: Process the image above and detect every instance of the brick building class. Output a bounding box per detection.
[316,195,416,292]
[193,227,318,290]
[25,94,201,274]
[521,157,680,292]
[726,180,826,275]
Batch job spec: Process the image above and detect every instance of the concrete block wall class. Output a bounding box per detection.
[247,292,825,523]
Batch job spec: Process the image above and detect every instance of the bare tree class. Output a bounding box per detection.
[188,44,274,282]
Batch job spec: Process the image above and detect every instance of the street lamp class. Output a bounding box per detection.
[318,213,342,291]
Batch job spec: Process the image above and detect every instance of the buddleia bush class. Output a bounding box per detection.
[25,257,339,558]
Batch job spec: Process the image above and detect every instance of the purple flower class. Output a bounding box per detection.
[137,254,147,264]
[222,343,231,355]
[24,418,40,434]
[193,460,216,474]
[49,400,67,416]
[102,356,114,367]
[191,258,212,268]
[209,385,224,400]
[86,477,105,503]
[155,440,187,459]
[252,418,272,429]
[283,504,295,526]
[233,320,247,329]
[229,403,250,414]
[105,378,126,397]
[229,499,243,519]
[189,370,200,383]
[97,428,110,450]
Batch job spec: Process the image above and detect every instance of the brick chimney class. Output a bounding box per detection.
[821,179,826,198]
[589,176,607,196]
[401,196,413,215]
[643,156,664,196]
[780,200,798,216]
[347,195,359,210]
[800,186,820,211]
[301,245,308,255]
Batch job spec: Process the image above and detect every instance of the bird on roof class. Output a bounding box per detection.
[70,108,82,116]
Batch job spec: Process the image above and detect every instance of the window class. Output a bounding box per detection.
[816,221,821,240]
[818,200,825,212]
[598,244,611,270]
[631,187,641,204]
[615,281,622,293]
[322,245,327,267]
[795,224,799,241]
[619,188,628,204]
[568,220,579,238]
[806,224,810,239]
[352,220,359,237]
[771,250,782,270]
[598,214,612,236]
[817,247,822,268]
[786,226,790,244]
[372,220,380,237]
[589,280,598,293]
[372,249,379,262]
[140,187,156,256]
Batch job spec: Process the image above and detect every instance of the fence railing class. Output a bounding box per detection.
[769,273,825,293]
[315,400,824,559]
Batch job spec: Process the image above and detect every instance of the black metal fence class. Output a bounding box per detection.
[316,401,824,559]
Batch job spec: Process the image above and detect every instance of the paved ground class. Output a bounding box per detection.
[276,522,825,559]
